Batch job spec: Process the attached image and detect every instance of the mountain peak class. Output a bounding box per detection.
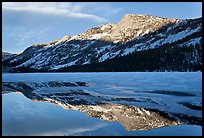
[110,13,180,39]
[120,13,180,22]
[29,13,181,47]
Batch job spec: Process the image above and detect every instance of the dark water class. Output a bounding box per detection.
[2,92,201,136]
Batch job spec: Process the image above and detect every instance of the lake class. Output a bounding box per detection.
[2,72,202,136]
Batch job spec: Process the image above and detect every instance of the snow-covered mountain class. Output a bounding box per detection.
[2,52,18,72]
[2,14,202,72]
[2,52,17,61]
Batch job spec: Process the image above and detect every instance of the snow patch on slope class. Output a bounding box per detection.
[51,59,79,70]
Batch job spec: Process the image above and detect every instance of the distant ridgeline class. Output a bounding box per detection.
[2,14,202,72]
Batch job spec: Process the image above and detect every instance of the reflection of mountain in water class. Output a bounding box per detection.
[64,104,180,131]
[2,81,201,130]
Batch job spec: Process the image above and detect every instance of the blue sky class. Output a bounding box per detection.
[2,2,202,53]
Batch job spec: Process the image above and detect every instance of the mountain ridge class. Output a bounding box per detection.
[2,14,202,72]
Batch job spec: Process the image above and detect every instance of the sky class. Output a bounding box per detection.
[2,2,202,54]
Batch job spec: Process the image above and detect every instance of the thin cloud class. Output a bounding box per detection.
[2,2,109,23]
[73,2,123,17]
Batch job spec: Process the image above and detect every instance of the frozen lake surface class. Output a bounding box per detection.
[2,72,202,136]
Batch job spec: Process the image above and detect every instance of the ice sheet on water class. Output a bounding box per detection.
[2,72,201,92]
